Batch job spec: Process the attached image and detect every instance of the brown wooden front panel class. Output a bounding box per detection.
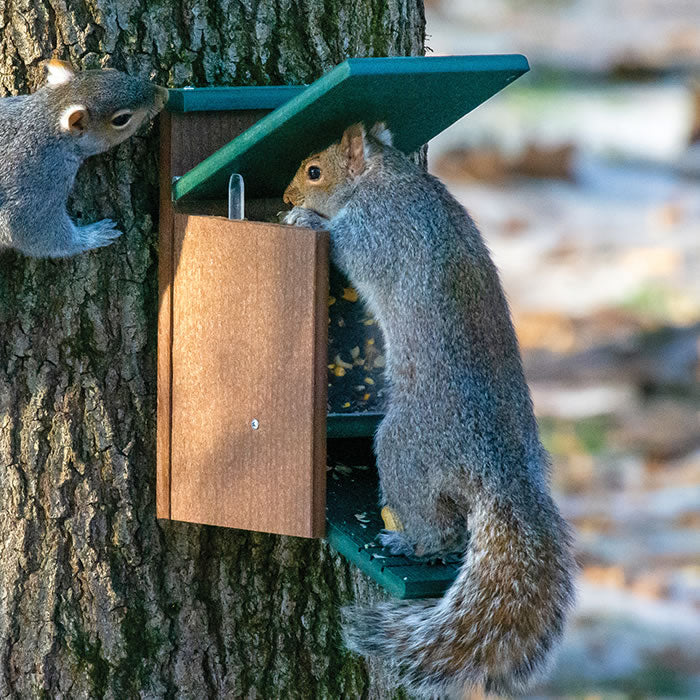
[157,114,175,520]
[165,214,328,537]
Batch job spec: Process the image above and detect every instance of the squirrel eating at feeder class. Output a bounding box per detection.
[283,123,575,698]
[0,59,168,258]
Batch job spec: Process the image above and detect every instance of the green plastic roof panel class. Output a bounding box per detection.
[170,54,529,202]
[167,85,306,112]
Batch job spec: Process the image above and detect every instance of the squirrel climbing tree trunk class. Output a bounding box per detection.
[0,2,424,697]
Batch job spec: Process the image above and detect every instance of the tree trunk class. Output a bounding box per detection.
[0,2,424,697]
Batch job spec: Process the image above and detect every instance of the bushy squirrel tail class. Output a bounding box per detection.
[342,494,575,698]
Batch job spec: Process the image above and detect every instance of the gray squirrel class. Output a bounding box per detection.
[283,123,575,698]
[0,59,168,258]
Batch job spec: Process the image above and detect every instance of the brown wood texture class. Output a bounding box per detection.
[158,109,275,520]
[168,214,328,538]
[311,221,330,536]
[157,113,175,519]
[170,111,269,176]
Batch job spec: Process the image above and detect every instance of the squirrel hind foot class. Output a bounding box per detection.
[378,530,461,564]
[378,530,416,557]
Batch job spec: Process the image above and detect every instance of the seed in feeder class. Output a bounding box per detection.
[363,393,371,401]
[342,287,359,302]
[334,355,353,369]
[364,377,375,385]
[350,346,360,359]
[333,366,346,377]
[343,402,351,408]
[328,296,336,306]
[366,338,375,346]
[363,318,375,326]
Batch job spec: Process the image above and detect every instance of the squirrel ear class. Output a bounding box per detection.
[341,123,367,178]
[60,104,88,134]
[369,122,393,147]
[46,59,76,86]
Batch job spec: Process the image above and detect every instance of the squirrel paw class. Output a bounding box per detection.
[378,530,419,558]
[77,219,123,251]
[378,530,462,564]
[283,206,329,231]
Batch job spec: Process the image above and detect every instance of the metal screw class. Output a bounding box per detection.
[251,419,259,430]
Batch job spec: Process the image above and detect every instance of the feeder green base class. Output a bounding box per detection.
[325,455,460,599]
[326,412,383,439]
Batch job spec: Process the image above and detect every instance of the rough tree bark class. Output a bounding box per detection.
[0,2,424,697]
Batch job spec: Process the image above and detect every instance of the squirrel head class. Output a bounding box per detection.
[283,122,393,219]
[44,59,169,156]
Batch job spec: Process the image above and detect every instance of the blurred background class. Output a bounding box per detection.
[424,1,700,696]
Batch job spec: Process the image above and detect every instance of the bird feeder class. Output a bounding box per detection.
[157,54,529,597]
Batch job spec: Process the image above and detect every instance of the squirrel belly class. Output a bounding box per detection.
[283,123,576,697]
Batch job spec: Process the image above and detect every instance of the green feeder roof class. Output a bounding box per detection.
[169,54,529,202]
[167,85,306,112]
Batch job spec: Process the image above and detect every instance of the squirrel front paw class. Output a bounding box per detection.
[77,219,123,252]
[283,206,329,231]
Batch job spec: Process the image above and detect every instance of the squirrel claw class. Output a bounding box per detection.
[282,206,329,231]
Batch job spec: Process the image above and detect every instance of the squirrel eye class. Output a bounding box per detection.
[307,165,321,181]
[111,111,133,128]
